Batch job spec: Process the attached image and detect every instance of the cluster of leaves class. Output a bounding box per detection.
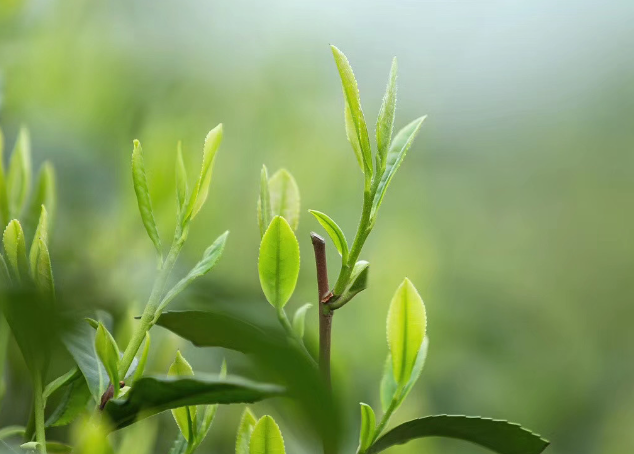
[0,46,550,454]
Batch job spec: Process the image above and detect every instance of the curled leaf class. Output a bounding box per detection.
[292,303,312,340]
[358,403,376,453]
[3,219,28,280]
[309,210,348,262]
[188,124,223,220]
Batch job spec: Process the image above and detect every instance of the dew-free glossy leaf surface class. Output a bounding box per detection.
[359,403,376,452]
[95,323,121,396]
[29,205,48,275]
[132,140,162,259]
[168,351,196,441]
[258,165,272,238]
[380,337,429,412]
[104,375,283,430]
[29,162,56,232]
[7,127,31,218]
[236,408,257,454]
[189,124,223,220]
[268,169,300,231]
[376,58,398,170]
[258,216,300,309]
[175,142,188,221]
[250,415,285,454]
[309,210,348,261]
[63,321,109,400]
[387,278,426,386]
[3,219,28,280]
[46,378,91,428]
[292,303,312,340]
[367,415,550,454]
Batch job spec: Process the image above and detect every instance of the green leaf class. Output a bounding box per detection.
[29,205,48,275]
[7,126,31,218]
[268,169,300,231]
[131,332,151,385]
[380,336,429,412]
[250,415,286,454]
[371,116,426,219]
[292,303,312,340]
[132,140,162,260]
[258,165,272,238]
[258,216,300,309]
[45,378,91,428]
[3,219,28,280]
[188,124,223,220]
[104,375,283,430]
[0,127,9,227]
[309,210,348,261]
[28,162,56,232]
[331,45,372,177]
[236,407,257,454]
[33,239,54,298]
[345,260,369,296]
[175,141,188,224]
[345,103,364,171]
[358,403,376,453]
[0,252,9,285]
[376,58,398,171]
[366,415,550,454]
[195,360,226,446]
[157,231,229,313]
[387,278,426,387]
[0,425,26,440]
[43,367,81,401]
[168,351,197,442]
[95,322,121,397]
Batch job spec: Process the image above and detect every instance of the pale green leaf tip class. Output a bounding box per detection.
[133,139,140,149]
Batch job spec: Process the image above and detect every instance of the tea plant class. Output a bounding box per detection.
[0,45,551,454]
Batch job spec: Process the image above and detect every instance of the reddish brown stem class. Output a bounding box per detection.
[311,232,333,389]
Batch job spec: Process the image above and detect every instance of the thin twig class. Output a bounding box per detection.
[310,233,333,389]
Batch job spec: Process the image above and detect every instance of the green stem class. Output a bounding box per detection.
[372,396,399,444]
[32,372,47,454]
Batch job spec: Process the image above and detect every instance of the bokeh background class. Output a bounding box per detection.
[1,0,634,453]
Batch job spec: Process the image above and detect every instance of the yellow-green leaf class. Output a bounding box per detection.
[175,141,188,223]
[236,407,257,454]
[188,124,223,220]
[29,205,48,275]
[309,210,348,262]
[132,140,162,259]
[131,333,150,385]
[249,415,285,454]
[359,403,376,453]
[34,239,54,299]
[292,303,312,340]
[29,162,56,230]
[257,165,272,238]
[387,278,426,386]
[376,58,398,171]
[268,169,300,231]
[168,351,196,441]
[258,216,300,309]
[7,126,31,218]
[95,323,120,398]
[331,45,372,177]
[3,219,28,280]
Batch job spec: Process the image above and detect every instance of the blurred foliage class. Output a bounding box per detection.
[1,0,633,453]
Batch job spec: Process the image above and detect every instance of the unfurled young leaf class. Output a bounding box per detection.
[268,169,300,231]
[131,333,151,385]
[331,45,373,177]
[371,116,427,219]
[29,205,48,275]
[258,165,272,238]
[309,210,348,262]
[236,408,257,454]
[168,351,197,442]
[7,126,32,218]
[0,126,8,227]
[132,140,162,260]
[34,239,54,298]
[346,260,369,296]
[95,322,121,397]
[175,141,188,223]
[376,58,398,171]
[387,278,426,387]
[292,303,312,339]
[157,231,229,313]
[3,219,28,280]
[188,124,223,220]
[258,216,300,309]
[250,415,285,454]
[29,162,56,230]
[358,403,376,453]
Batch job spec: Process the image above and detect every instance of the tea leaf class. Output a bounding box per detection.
[28,162,56,231]
[157,231,229,313]
[43,367,81,401]
[292,303,312,340]
[380,337,429,412]
[387,278,426,387]
[195,360,226,446]
[131,332,151,385]
[371,116,426,219]
[63,321,109,400]
[236,407,258,454]
[309,210,348,261]
[7,126,31,218]
[95,322,121,397]
[268,169,300,231]
[359,403,376,453]
[175,141,188,224]
[45,379,91,428]
[0,127,8,227]
[345,103,364,171]
[3,219,28,280]
[367,415,550,454]
[34,239,54,298]
[0,253,9,285]
[250,415,285,454]
[29,205,48,275]
[331,45,372,177]
[258,165,272,238]
[168,351,197,442]
[132,140,162,260]
[188,124,223,220]
[346,260,369,296]
[376,58,398,171]
[258,216,300,309]
[104,375,283,430]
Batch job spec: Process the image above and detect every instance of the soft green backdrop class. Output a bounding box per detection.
[1,0,633,453]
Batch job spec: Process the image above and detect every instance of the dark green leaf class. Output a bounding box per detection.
[43,367,81,401]
[46,378,92,427]
[104,375,283,430]
[367,415,549,454]
[63,321,109,400]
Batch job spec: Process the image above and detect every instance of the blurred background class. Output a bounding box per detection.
[1,0,633,453]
